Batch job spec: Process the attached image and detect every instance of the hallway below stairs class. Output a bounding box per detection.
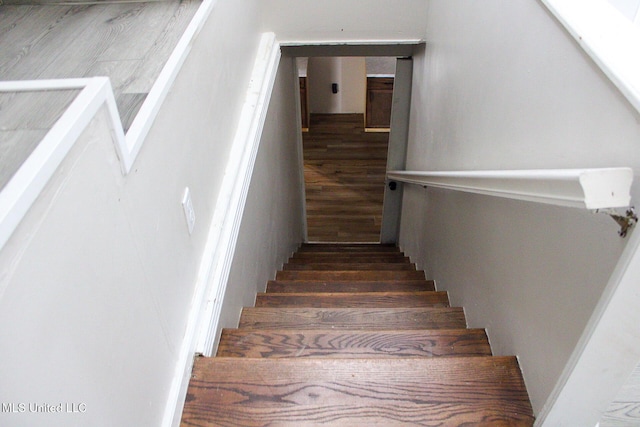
[303,114,389,242]
[181,244,534,426]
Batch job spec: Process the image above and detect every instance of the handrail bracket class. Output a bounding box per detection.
[597,207,638,238]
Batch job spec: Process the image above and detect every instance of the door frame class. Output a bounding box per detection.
[380,57,413,244]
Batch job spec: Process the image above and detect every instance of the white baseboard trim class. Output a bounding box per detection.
[161,32,281,427]
[195,31,281,356]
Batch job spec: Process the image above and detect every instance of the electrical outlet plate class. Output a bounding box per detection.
[182,187,195,235]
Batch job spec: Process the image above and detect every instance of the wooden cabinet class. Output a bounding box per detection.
[366,77,394,129]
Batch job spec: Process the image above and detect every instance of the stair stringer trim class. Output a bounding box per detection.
[161,32,281,427]
[541,0,640,115]
[195,32,281,355]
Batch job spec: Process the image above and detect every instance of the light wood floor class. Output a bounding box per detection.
[0,89,78,189]
[0,1,200,189]
[303,114,389,243]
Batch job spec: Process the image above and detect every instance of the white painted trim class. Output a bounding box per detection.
[0,77,127,250]
[195,32,280,355]
[380,58,412,244]
[292,58,309,242]
[279,39,424,47]
[0,79,93,91]
[0,0,218,253]
[541,0,640,114]
[160,32,281,427]
[387,168,633,209]
[0,5,274,426]
[279,40,423,57]
[124,0,219,172]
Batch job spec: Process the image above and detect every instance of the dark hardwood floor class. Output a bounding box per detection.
[181,243,534,426]
[303,113,388,242]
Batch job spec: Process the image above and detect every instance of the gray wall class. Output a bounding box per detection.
[0,1,264,425]
[307,57,366,114]
[400,0,640,416]
[262,0,428,42]
[217,56,306,346]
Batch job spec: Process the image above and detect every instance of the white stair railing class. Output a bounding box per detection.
[387,168,633,210]
[0,78,127,251]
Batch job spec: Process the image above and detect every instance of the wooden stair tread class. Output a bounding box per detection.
[216,328,492,358]
[255,291,449,308]
[300,244,396,248]
[305,206,385,215]
[298,244,399,252]
[181,243,533,426]
[291,253,408,261]
[282,262,416,271]
[287,254,410,263]
[239,307,467,330]
[266,279,436,293]
[276,270,426,280]
[183,357,534,426]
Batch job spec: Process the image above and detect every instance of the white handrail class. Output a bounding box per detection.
[0,77,127,250]
[0,0,217,252]
[124,0,218,170]
[387,168,634,209]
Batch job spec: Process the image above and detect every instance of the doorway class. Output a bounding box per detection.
[297,57,396,242]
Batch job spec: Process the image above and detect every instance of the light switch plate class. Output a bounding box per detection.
[182,187,195,235]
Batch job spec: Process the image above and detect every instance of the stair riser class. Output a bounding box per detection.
[276,270,425,280]
[266,280,436,293]
[287,255,410,263]
[298,245,399,253]
[239,307,467,330]
[217,329,492,358]
[255,292,449,308]
[282,263,416,271]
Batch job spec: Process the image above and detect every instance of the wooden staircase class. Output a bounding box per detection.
[181,244,534,426]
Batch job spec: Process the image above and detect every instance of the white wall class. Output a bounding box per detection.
[340,58,366,113]
[0,1,264,425]
[400,0,640,417]
[308,57,341,113]
[602,362,640,424]
[262,0,428,42]
[307,57,366,114]
[216,56,305,346]
[297,57,308,77]
[606,0,640,21]
[366,57,397,76]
